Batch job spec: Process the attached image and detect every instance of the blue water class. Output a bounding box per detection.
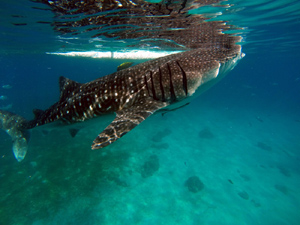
[1,0,300,225]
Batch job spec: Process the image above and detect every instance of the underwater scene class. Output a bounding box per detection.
[0,0,300,224]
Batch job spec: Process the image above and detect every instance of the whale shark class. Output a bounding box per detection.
[1,39,244,161]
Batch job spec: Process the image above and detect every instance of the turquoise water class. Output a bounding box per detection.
[1,0,300,224]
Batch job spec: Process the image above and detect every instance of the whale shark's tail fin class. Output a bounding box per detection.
[0,110,30,162]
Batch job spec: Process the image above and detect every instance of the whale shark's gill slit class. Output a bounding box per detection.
[144,75,150,96]
[167,63,176,102]
[150,71,157,100]
[158,67,165,101]
[176,61,188,96]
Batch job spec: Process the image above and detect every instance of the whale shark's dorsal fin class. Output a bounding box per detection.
[59,76,82,102]
[92,99,168,149]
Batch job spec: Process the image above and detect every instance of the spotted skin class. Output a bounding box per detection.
[21,43,243,149]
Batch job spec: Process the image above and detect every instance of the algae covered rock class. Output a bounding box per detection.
[238,191,249,200]
[185,176,204,193]
[198,127,215,139]
[152,128,172,142]
[141,155,159,178]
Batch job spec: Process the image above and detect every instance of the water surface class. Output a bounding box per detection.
[0,0,300,224]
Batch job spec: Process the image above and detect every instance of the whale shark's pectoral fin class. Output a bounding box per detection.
[92,99,168,149]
